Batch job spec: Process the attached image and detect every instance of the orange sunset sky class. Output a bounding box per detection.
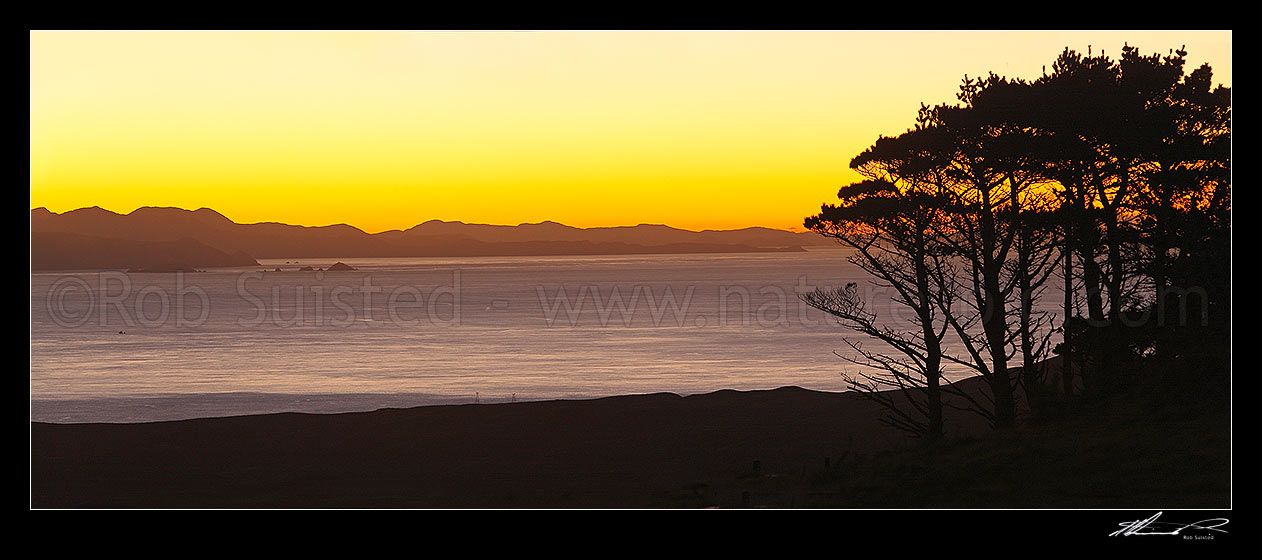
[30,30,1231,233]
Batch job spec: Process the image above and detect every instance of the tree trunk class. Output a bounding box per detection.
[925,348,943,441]
[983,276,1015,428]
[979,191,1019,428]
[980,203,1015,428]
[916,242,943,441]
[1019,241,1039,413]
[1103,210,1125,322]
[1079,242,1107,326]
[1061,236,1074,397]
[1077,231,1108,398]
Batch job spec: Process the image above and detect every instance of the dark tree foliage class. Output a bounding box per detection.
[1001,45,1233,398]
[806,44,1230,431]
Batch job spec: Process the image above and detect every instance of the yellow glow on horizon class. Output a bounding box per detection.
[30,30,1232,233]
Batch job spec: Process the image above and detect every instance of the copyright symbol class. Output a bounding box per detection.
[46,276,94,328]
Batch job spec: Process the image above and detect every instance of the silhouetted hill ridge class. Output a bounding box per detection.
[32,206,827,266]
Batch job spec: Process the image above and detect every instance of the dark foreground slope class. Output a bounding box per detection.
[31,385,950,508]
[30,376,1228,509]
[730,387,1231,509]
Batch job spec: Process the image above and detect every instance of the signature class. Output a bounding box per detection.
[1110,512,1230,537]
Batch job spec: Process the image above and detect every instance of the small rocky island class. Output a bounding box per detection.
[326,262,357,271]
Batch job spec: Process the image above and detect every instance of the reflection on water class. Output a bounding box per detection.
[32,249,1051,422]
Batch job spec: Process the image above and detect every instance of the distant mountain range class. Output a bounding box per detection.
[30,206,830,271]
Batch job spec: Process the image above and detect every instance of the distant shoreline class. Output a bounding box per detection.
[29,382,878,425]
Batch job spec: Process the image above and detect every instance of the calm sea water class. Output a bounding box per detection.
[31,248,1032,423]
